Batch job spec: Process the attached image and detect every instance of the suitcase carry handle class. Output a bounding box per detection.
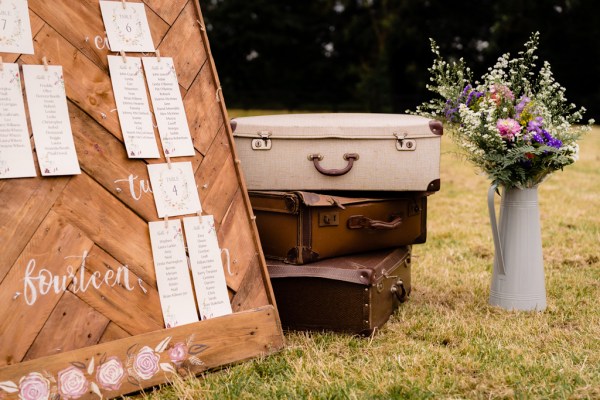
[308,153,359,176]
[347,215,403,230]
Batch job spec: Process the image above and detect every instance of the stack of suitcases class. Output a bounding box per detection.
[232,113,442,334]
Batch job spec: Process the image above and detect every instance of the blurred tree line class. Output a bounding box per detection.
[203,0,599,121]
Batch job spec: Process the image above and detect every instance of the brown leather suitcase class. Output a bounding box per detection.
[249,190,427,264]
[267,247,411,334]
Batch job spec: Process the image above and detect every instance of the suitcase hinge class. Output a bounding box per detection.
[394,132,416,151]
[251,131,272,150]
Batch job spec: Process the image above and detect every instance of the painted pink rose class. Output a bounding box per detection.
[18,372,50,400]
[167,342,188,365]
[57,366,89,399]
[96,357,125,391]
[133,346,160,380]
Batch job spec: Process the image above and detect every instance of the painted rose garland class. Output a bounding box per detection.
[414,32,594,189]
[0,336,207,399]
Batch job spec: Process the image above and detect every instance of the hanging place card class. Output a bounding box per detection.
[99,0,154,52]
[108,55,159,158]
[147,161,202,218]
[0,63,36,178]
[22,64,81,176]
[0,0,34,54]
[183,215,233,319]
[142,56,195,157]
[149,219,199,328]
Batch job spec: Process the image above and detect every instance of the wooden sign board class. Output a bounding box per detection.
[0,1,283,399]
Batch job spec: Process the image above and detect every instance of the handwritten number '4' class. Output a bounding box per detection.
[172,185,178,197]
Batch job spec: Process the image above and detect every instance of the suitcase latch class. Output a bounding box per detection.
[319,211,339,227]
[251,131,272,150]
[394,132,416,151]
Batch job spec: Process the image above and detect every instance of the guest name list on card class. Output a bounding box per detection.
[148,219,199,328]
[108,55,160,158]
[22,65,81,176]
[0,63,36,178]
[143,56,195,157]
[184,215,233,319]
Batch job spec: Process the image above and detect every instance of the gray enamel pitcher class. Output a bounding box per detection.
[487,185,547,311]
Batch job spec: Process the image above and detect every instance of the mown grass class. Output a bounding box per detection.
[129,116,600,399]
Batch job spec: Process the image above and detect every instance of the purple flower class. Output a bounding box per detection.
[527,116,544,133]
[515,96,531,116]
[443,84,482,122]
[526,117,562,148]
[466,89,483,106]
[497,118,522,140]
[542,130,563,148]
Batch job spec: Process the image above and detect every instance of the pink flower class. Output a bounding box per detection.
[96,357,125,392]
[167,342,188,366]
[57,366,89,399]
[133,346,160,380]
[18,372,50,400]
[490,84,514,105]
[497,118,522,140]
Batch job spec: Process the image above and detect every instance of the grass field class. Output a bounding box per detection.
[130,116,600,400]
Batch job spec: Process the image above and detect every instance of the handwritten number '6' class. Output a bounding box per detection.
[126,23,132,33]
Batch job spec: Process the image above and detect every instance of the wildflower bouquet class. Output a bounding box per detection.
[415,32,594,189]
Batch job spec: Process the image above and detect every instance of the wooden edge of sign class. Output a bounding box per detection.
[0,306,282,399]
[192,1,281,316]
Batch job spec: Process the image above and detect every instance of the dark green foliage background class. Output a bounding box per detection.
[203,0,599,120]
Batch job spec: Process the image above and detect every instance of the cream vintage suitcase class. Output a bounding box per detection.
[231,113,442,192]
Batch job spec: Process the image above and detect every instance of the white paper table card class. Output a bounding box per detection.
[142,56,195,157]
[22,64,81,176]
[0,0,34,54]
[0,63,36,178]
[108,55,159,158]
[147,161,201,218]
[99,0,154,52]
[183,215,233,319]
[149,219,199,328]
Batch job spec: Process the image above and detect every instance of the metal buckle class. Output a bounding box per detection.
[394,132,416,151]
[251,131,272,150]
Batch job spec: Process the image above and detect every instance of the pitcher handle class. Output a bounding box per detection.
[488,184,506,275]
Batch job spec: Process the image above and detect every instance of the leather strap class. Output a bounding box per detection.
[268,264,371,284]
[308,153,359,176]
[347,215,403,230]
